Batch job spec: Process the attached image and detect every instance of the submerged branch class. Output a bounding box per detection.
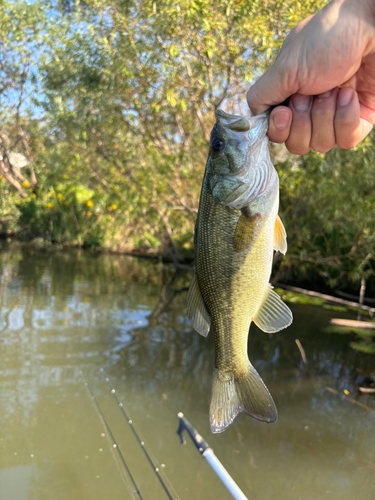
[325,387,375,415]
[330,318,375,330]
[295,339,307,365]
[275,283,375,314]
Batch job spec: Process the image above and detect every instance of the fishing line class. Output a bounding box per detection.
[81,371,143,500]
[100,368,180,500]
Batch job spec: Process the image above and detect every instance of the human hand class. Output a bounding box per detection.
[247,0,375,154]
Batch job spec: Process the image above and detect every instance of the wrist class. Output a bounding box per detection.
[361,0,375,19]
[329,0,375,51]
[342,0,375,23]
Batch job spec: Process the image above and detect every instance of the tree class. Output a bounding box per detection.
[0,0,47,232]
[4,0,375,295]
[33,0,324,257]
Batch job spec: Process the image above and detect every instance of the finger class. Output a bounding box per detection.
[285,94,313,155]
[267,106,292,143]
[360,118,373,139]
[335,88,363,149]
[247,14,317,116]
[358,103,375,140]
[247,62,296,115]
[310,89,339,153]
[359,102,375,125]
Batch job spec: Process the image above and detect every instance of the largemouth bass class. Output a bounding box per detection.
[187,110,292,433]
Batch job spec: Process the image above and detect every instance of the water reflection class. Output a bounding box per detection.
[0,242,374,500]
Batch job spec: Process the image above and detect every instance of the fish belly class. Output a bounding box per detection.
[196,188,275,373]
[195,187,280,433]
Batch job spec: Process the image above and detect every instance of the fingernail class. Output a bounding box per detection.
[273,111,290,130]
[338,87,353,106]
[317,90,332,99]
[292,94,311,111]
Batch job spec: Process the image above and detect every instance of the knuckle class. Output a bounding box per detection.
[335,114,354,128]
[286,139,310,155]
[267,128,289,145]
[288,146,310,155]
[310,138,335,153]
[336,137,358,149]
[311,106,333,118]
[268,135,286,144]
[313,145,335,153]
[336,127,362,150]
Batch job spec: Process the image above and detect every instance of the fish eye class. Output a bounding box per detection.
[211,139,225,152]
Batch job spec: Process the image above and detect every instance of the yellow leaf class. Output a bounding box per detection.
[166,92,177,107]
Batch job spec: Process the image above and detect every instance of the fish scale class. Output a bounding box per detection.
[197,187,272,372]
[187,110,293,433]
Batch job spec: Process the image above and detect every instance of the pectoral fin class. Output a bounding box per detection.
[253,284,292,333]
[274,215,287,254]
[187,273,211,337]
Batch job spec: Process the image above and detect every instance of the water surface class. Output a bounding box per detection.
[0,243,374,500]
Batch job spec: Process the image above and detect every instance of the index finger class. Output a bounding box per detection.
[247,65,294,115]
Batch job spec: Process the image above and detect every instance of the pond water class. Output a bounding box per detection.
[0,242,374,500]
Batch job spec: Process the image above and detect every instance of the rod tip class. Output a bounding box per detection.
[177,412,184,418]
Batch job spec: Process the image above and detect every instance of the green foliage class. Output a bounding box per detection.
[34,0,324,258]
[277,137,375,292]
[325,324,375,355]
[15,179,126,247]
[0,180,21,234]
[274,287,326,306]
[2,0,375,296]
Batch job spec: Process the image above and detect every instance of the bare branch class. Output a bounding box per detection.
[0,160,28,197]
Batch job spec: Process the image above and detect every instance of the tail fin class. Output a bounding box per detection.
[209,365,277,433]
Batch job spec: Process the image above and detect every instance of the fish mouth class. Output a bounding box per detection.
[216,109,269,147]
[216,110,251,132]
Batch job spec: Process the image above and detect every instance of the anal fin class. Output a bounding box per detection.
[187,273,211,337]
[209,365,277,434]
[253,284,293,333]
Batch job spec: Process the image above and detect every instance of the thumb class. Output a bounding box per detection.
[247,63,295,115]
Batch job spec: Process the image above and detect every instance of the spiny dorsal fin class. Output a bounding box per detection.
[187,273,211,337]
[253,284,292,333]
[274,215,287,254]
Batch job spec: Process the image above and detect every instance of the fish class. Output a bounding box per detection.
[187,109,292,433]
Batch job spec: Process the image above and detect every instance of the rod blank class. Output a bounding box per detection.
[177,413,249,500]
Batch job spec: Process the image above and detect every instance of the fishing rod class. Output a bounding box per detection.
[101,369,180,500]
[177,412,249,500]
[81,371,143,500]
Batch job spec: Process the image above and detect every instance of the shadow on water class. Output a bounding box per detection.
[0,241,374,500]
